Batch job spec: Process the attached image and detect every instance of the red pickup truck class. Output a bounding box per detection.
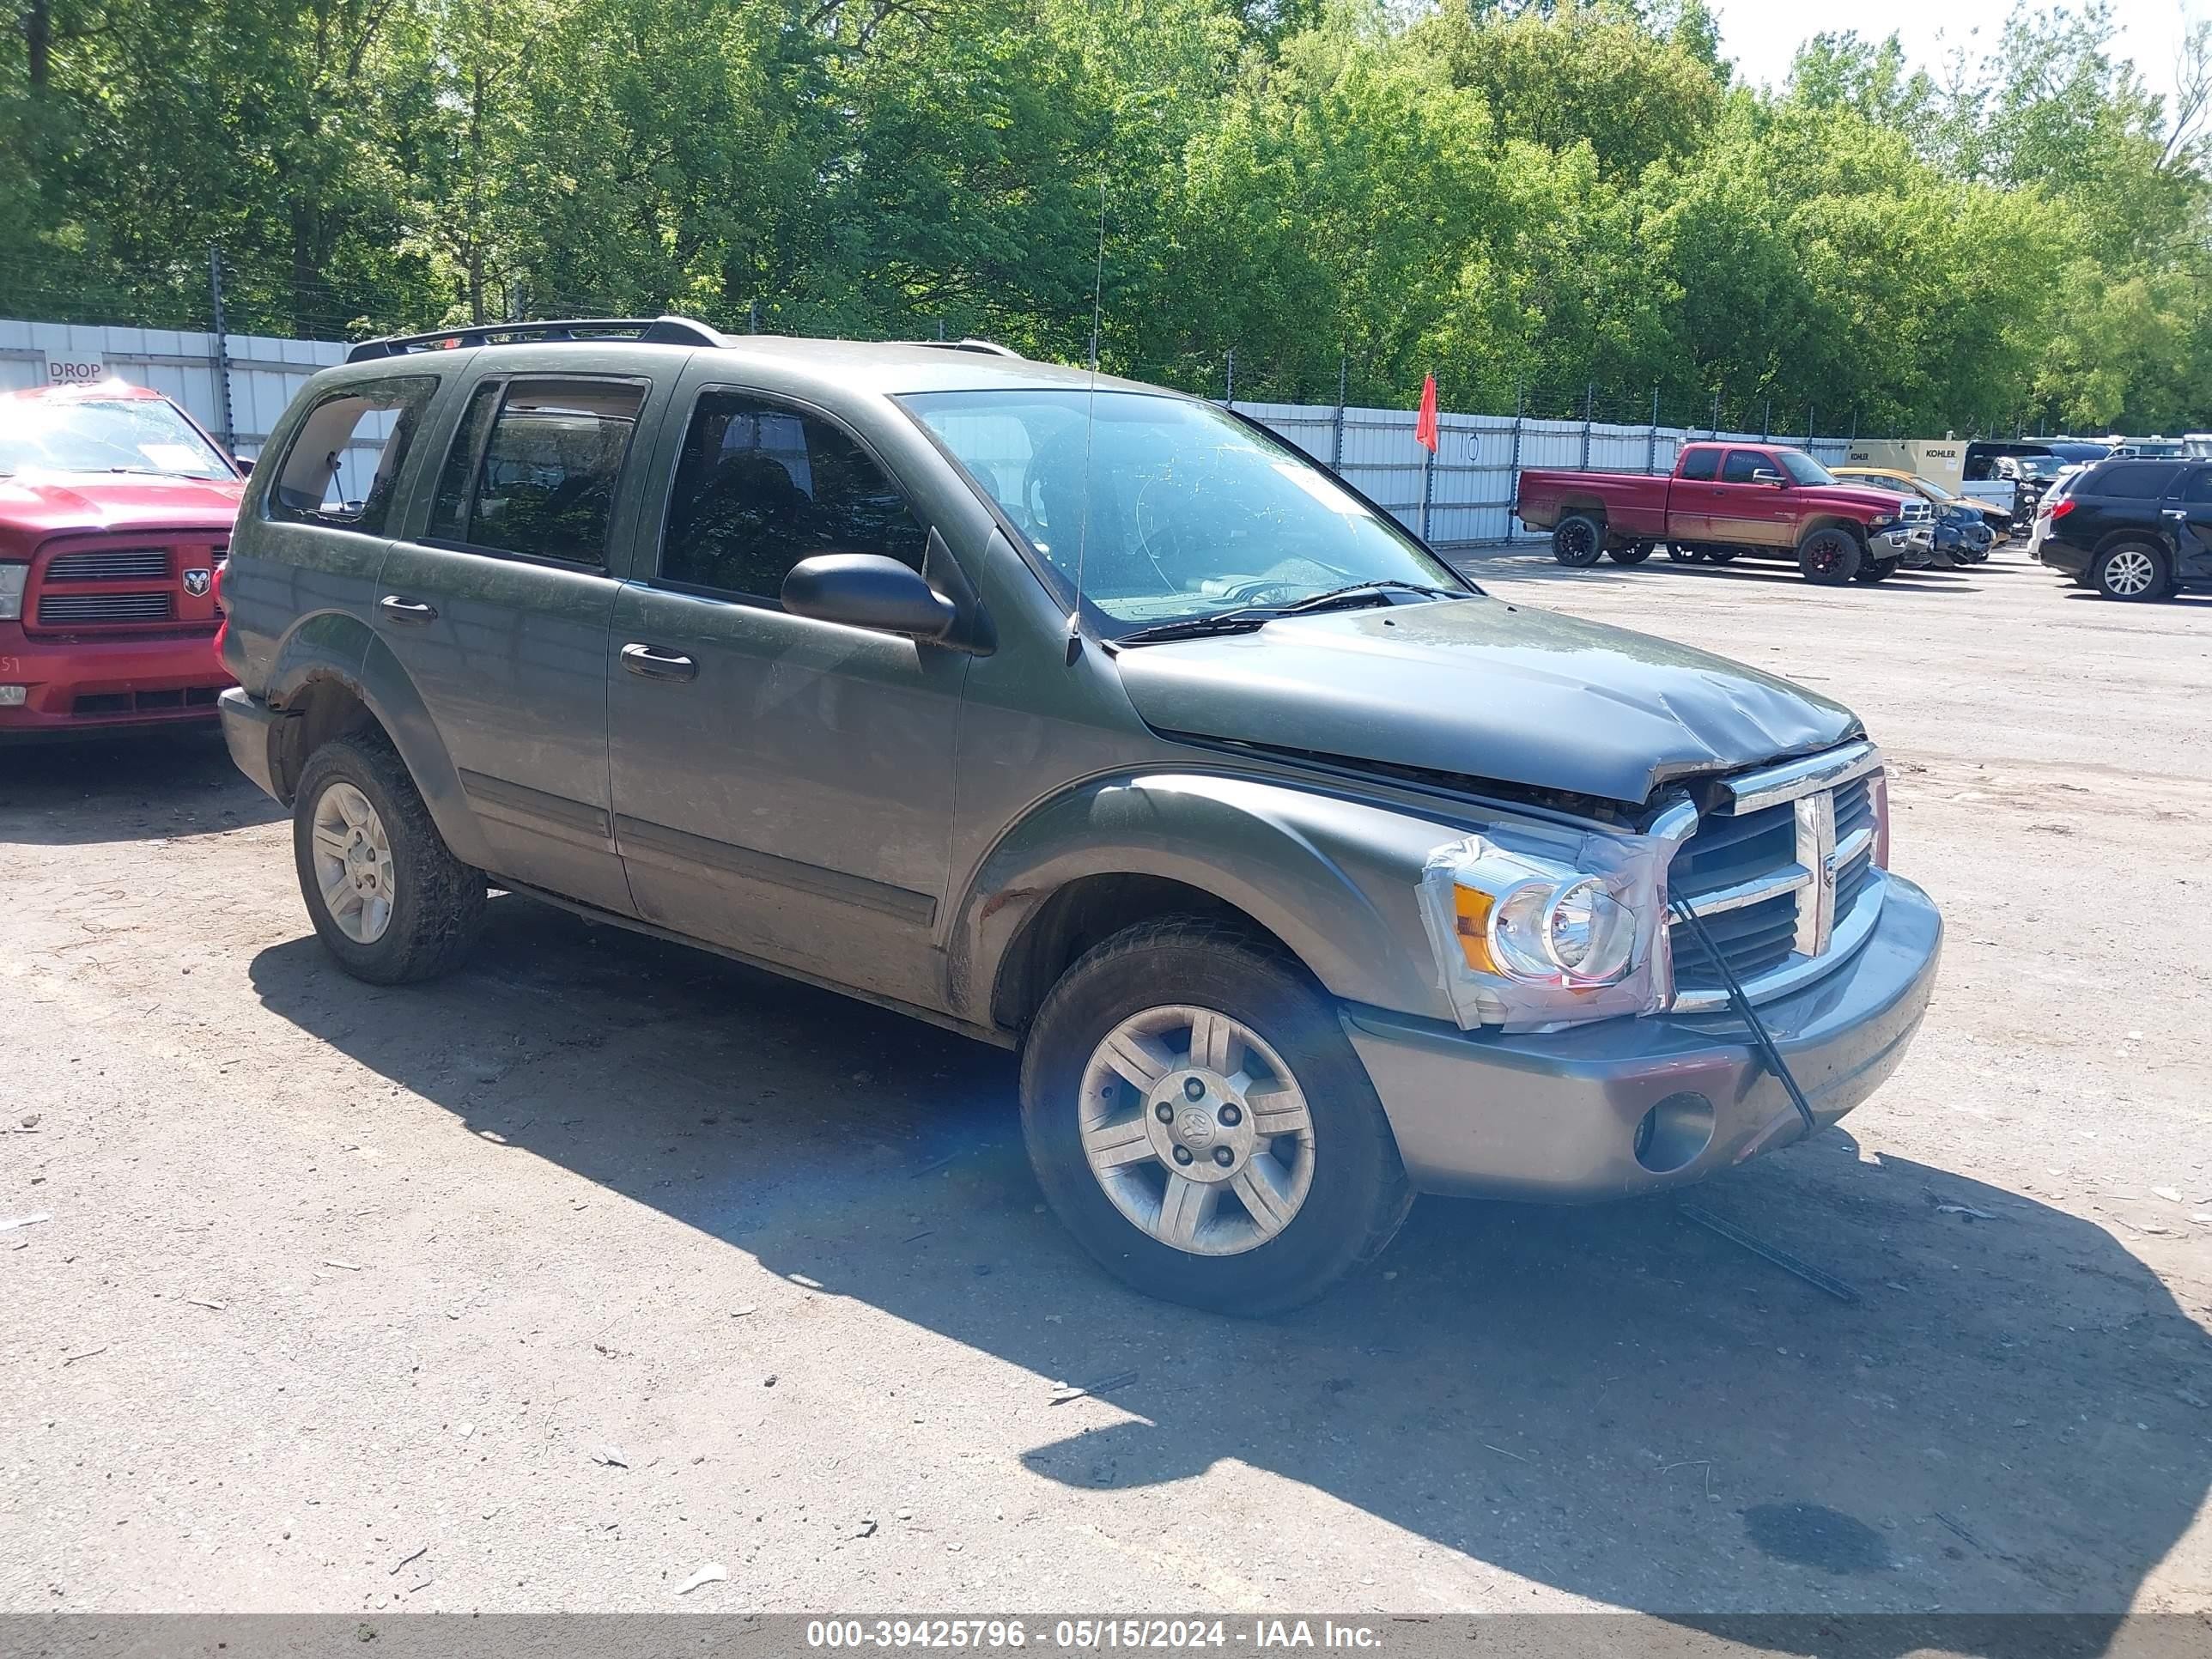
[1,381,242,739]
[1515,441,1926,585]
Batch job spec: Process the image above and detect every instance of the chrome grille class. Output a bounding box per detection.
[38,592,175,624]
[46,546,172,582]
[1667,743,1886,1010]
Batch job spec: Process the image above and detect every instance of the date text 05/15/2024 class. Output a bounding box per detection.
[804,1620,1387,1650]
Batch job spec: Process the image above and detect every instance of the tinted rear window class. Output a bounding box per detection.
[1677,447,1718,482]
[2093,462,2183,499]
[2184,468,2212,505]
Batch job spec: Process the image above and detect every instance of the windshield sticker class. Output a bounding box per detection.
[139,443,211,471]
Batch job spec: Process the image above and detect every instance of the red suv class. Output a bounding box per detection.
[1,381,243,738]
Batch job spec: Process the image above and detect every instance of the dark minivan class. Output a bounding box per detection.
[2031,457,2212,600]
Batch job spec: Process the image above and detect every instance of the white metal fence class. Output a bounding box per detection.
[3,316,1853,546]
[2,318,350,461]
[1234,401,1854,545]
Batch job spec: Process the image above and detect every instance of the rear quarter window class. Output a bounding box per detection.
[2093,462,2183,500]
[1677,447,1719,482]
[267,376,440,535]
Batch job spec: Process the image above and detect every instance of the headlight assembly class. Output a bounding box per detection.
[1415,818,1681,1033]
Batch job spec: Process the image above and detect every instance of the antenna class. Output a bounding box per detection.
[1068,173,1108,666]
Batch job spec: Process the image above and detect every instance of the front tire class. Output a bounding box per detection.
[1608,541,1653,565]
[2093,541,2168,601]
[1019,919,1412,1315]
[293,733,487,984]
[1853,556,1901,584]
[1551,514,1604,568]
[1798,526,1863,585]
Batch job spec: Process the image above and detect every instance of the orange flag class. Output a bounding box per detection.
[1414,374,1439,453]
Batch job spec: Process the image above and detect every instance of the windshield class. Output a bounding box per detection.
[0,396,234,481]
[1775,450,1836,486]
[1844,473,1912,496]
[901,389,1461,634]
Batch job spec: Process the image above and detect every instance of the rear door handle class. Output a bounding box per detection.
[2162,508,2187,519]
[378,595,438,624]
[621,642,697,682]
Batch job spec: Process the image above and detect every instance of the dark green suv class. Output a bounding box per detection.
[218,317,1942,1313]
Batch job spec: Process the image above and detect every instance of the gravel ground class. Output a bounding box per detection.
[3,540,2209,1624]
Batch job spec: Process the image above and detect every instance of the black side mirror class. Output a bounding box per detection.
[234,455,255,477]
[782,553,958,641]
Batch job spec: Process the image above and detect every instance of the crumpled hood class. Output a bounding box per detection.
[1111,597,1859,805]
[0,471,245,538]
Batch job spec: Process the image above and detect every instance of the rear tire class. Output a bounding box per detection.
[1608,542,1652,566]
[1665,543,1701,563]
[1019,918,1413,1316]
[2092,541,2169,602]
[293,733,487,985]
[1797,526,1863,586]
[1551,514,1604,568]
[1704,546,1738,564]
[1853,556,1901,584]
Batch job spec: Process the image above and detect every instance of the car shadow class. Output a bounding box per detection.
[0,727,283,846]
[248,896,2211,1639]
[2058,589,2212,608]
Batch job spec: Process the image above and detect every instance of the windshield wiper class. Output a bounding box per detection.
[1115,580,1468,647]
[1114,612,1279,646]
[1276,579,1467,611]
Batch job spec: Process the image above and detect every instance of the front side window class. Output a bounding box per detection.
[1721,450,1765,483]
[269,376,439,535]
[432,378,645,566]
[0,395,234,481]
[660,391,927,599]
[2182,467,2212,505]
[1775,450,1836,485]
[902,388,1459,634]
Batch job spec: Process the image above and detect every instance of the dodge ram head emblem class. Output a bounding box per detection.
[182,568,212,598]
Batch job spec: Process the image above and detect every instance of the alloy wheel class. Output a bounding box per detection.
[310,781,397,944]
[2103,547,2157,597]
[1077,1005,1317,1257]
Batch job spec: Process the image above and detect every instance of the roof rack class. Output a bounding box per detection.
[890,337,1024,359]
[345,314,722,363]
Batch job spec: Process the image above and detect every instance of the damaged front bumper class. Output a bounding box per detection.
[1344,872,1942,1202]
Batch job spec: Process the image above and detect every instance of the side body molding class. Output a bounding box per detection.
[951,771,1468,1027]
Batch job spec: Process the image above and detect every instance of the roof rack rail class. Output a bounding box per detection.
[891,337,1024,359]
[345,314,722,363]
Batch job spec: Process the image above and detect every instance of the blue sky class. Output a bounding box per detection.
[1705,0,2203,107]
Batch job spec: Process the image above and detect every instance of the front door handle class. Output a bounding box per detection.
[378,595,438,625]
[621,642,697,682]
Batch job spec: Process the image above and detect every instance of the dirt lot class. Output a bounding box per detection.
[3,542,2210,1624]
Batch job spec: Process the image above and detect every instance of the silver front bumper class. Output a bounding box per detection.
[1345,872,1942,1202]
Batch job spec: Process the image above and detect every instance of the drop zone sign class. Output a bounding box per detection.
[46,350,109,386]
